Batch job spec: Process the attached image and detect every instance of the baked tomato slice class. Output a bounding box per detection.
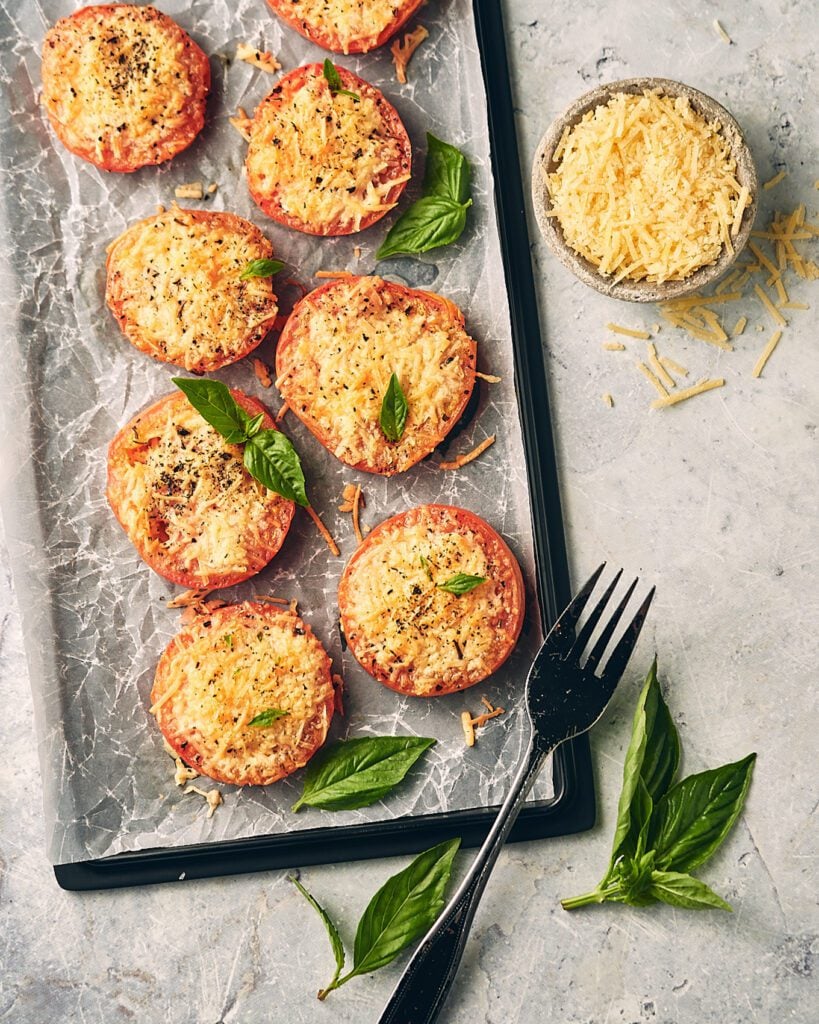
[106,391,294,589]
[339,505,525,697]
[276,276,477,475]
[151,602,334,786]
[265,0,425,54]
[246,64,411,236]
[106,207,280,373]
[41,4,210,172]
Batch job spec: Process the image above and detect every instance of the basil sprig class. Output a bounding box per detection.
[436,572,487,595]
[172,378,308,506]
[561,659,756,912]
[322,59,360,102]
[379,372,408,442]
[240,258,284,280]
[248,708,289,728]
[292,838,460,999]
[292,735,436,812]
[376,133,472,260]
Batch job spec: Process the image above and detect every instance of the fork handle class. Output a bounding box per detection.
[376,740,550,1024]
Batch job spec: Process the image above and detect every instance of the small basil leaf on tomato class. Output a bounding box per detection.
[244,429,308,506]
[323,59,360,102]
[172,377,253,444]
[240,258,284,280]
[436,573,486,595]
[379,372,408,442]
[248,708,289,728]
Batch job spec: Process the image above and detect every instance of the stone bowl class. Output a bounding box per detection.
[531,77,758,303]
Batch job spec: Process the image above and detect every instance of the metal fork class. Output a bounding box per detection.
[376,564,654,1024]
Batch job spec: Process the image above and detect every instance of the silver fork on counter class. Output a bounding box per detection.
[376,563,654,1024]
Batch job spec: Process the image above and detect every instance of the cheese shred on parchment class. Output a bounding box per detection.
[306,505,340,556]
[439,434,496,471]
[391,25,429,84]
[462,698,505,747]
[651,377,725,409]
[546,90,748,283]
[752,330,783,378]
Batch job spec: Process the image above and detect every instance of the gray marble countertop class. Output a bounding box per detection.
[2,1,816,1021]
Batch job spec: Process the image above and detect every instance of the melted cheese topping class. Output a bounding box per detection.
[152,605,333,785]
[106,208,278,371]
[247,66,409,232]
[269,0,419,53]
[546,90,749,283]
[341,510,523,695]
[278,277,475,474]
[41,5,208,169]
[110,395,289,581]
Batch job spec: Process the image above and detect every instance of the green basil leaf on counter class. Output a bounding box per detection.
[290,876,346,999]
[379,372,408,442]
[322,58,360,102]
[648,870,733,912]
[436,572,487,595]
[244,429,309,507]
[648,753,757,874]
[292,736,436,812]
[245,412,264,438]
[376,195,471,260]
[423,133,471,204]
[248,708,289,728]
[240,258,284,280]
[172,377,253,445]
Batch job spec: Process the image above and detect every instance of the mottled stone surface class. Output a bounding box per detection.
[1,1,816,1022]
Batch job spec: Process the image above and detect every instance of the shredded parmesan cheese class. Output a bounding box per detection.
[174,757,199,787]
[391,25,429,84]
[752,330,783,378]
[651,378,725,409]
[461,698,506,746]
[236,43,281,73]
[713,19,732,43]
[461,710,475,747]
[603,341,626,351]
[602,392,614,407]
[230,108,253,142]
[731,316,747,337]
[636,360,668,397]
[254,358,273,388]
[439,434,496,471]
[475,371,502,383]
[647,343,675,389]
[182,785,223,818]
[658,355,688,378]
[314,270,355,279]
[306,505,340,556]
[546,90,749,283]
[174,181,204,200]
[167,588,213,609]
[762,170,787,190]
[753,283,788,326]
[607,322,651,339]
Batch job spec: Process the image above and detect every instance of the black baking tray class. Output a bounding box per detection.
[54,0,594,891]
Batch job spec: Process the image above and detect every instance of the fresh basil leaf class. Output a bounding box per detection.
[648,753,756,873]
[423,133,471,205]
[248,708,289,728]
[290,876,347,999]
[606,658,678,877]
[322,58,359,101]
[376,195,471,260]
[607,851,658,907]
[243,429,308,506]
[347,838,460,979]
[419,554,432,580]
[649,870,733,912]
[292,736,436,812]
[172,377,252,444]
[632,777,654,859]
[436,573,486,595]
[245,412,264,439]
[379,372,408,442]
[240,258,284,280]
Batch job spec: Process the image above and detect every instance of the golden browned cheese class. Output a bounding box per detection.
[277,276,476,475]
[106,208,279,372]
[41,5,210,172]
[266,0,425,54]
[151,603,334,786]
[339,505,525,696]
[106,392,293,589]
[246,64,410,235]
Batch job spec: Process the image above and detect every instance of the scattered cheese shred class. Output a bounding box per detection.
[439,434,496,471]
[659,355,688,378]
[338,484,366,544]
[230,110,253,142]
[635,360,668,397]
[167,588,213,609]
[174,758,198,787]
[546,90,749,283]
[752,330,783,378]
[207,183,218,195]
[461,699,505,747]
[306,504,340,556]
[602,392,614,407]
[475,371,502,383]
[607,322,651,339]
[275,403,288,423]
[647,343,675,389]
[753,283,788,326]
[461,710,475,747]
[603,341,626,351]
[315,269,354,279]
[391,25,429,84]
[236,42,281,73]
[174,181,203,200]
[762,170,787,190]
[773,277,789,305]
[651,378,725,409]
[253,358,273,388]
[182,785,223,819]
[780,301,809,310]
[252,594,291,606]
[713,18,732,43]
[731,316,748,337]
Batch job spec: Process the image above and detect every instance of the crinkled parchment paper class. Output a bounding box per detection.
[0,0,553,865]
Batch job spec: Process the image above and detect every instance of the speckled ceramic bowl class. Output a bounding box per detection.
[531,77,758,303]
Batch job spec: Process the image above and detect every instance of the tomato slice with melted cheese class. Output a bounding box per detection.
[265,0,425,54]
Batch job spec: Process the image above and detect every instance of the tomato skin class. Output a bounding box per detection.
[106,391,294,590]
[338,504,526,697]
[152,602,335,787]
[246,64,411,236]
[105,208,279,373]
[41,5,210,173]
[276,276,477,475]
[265,0,425,54]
